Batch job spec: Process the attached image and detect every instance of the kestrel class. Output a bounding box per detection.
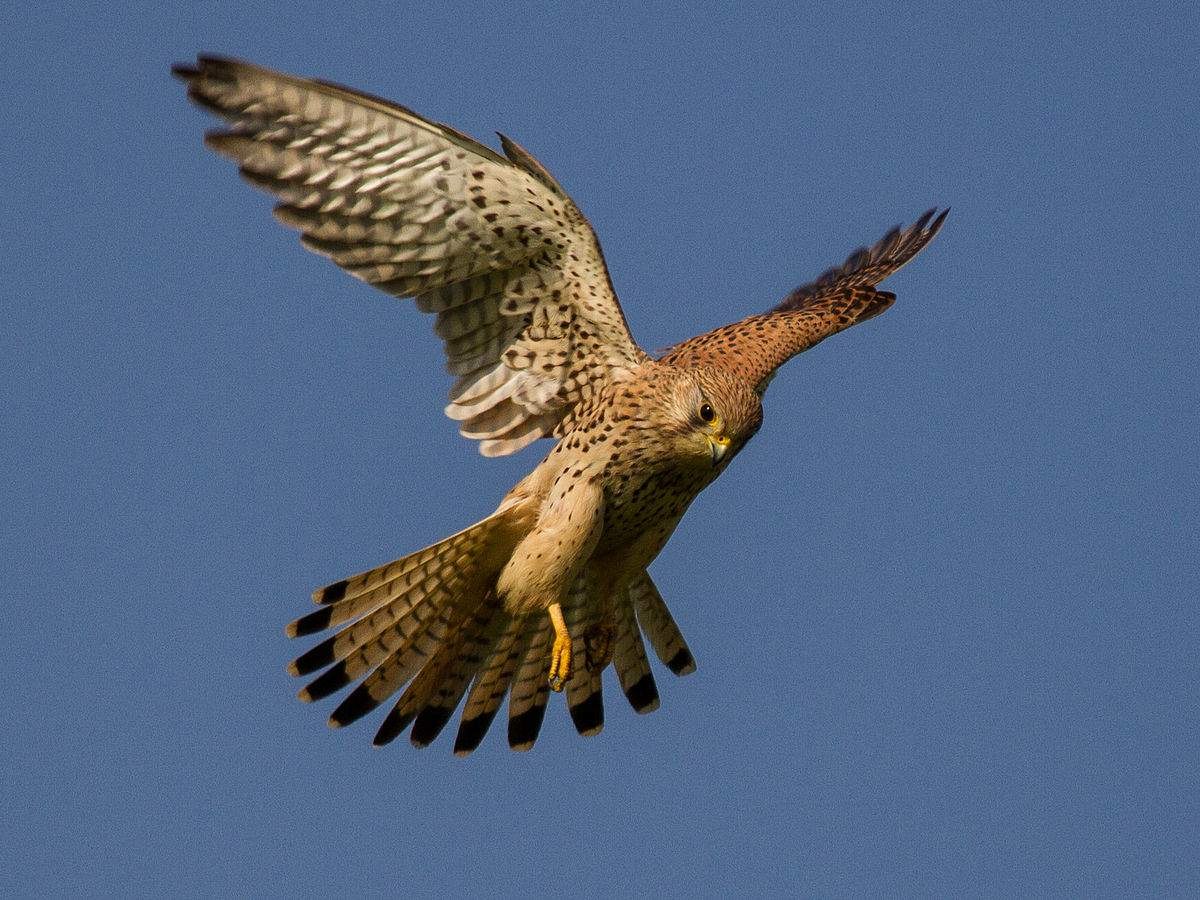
[175,56,947,755]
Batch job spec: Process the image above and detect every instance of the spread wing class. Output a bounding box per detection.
[660,208,948,392]
[174,56,648,456]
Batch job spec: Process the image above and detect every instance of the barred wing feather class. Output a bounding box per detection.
[175,55,647,456]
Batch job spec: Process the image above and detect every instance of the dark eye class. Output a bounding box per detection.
[699,403,715,423]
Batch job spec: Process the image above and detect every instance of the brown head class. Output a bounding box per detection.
[651,364,763,472]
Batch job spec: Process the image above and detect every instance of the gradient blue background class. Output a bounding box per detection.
[4,2,1197,895]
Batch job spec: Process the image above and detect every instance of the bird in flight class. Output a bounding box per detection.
[175,55,947,755]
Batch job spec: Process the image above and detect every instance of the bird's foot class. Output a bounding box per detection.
[547,602,572,692]
[583,621,615,672]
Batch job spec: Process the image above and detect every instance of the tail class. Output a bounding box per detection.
[289,518,698,753]
[286,511,517,740]
[452,569,697,755]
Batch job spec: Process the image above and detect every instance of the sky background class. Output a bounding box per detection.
[4,1,1198,895]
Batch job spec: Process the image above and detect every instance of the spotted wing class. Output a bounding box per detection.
[661,208,947,392]
[175,56,648,456]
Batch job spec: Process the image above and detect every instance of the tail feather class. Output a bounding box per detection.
[290,515,703,752]
[612,587,659,713]
[454,617,532,756]
[289,516,499,642]
[507,625,552,751]
[327,600,459,727]
[308,520,489,606]
[290,568,446,639]
[564,578,604,737]
[370,606,477,746]
[289,511,513,721]
[565,669,603,737]
[631,572,697,676]
[296,577,458,700]
[408,602,506,747]
[290,570,468,679]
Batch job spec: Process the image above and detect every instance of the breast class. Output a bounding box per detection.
[597,463,713,554]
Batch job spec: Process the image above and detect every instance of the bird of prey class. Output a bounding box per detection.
[174,55,947,755]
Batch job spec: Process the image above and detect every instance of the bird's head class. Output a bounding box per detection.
[662,367,763,471]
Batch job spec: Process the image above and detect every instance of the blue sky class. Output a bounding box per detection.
[4,1,1198,895]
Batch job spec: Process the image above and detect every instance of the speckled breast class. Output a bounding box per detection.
[595,463,715,555]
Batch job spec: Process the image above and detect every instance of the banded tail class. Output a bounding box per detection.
[288,515,697,754]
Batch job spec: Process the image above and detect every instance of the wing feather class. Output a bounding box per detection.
[660,209,947,392]
[176,55,648,456]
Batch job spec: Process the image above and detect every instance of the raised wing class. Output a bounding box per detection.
[660,208,947,392]
[174,56,648,456]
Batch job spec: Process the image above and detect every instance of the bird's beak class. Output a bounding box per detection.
[708,433,731,466]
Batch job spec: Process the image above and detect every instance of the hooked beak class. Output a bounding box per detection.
[708,433,731,466]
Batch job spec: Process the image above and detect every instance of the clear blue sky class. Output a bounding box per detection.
[4,2,1197,895]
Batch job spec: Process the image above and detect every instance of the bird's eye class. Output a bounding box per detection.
[699,403,715,423]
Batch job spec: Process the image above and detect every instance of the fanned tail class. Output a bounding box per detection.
[290,524,697,753]
[467,569,692,754]
[287,510,516,735]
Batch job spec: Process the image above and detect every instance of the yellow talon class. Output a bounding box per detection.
[547,602,572,691]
